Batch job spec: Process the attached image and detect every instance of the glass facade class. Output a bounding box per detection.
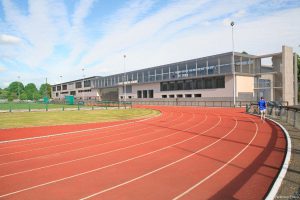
[160,76,225,91]
[88,52,257,89]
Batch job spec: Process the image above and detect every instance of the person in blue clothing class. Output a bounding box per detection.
[258,97,267,121]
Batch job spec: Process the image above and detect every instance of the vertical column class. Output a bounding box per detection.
[196,60,198,77]
[206,59,208,75]
[218,58,220,74]
[282,46,294,105]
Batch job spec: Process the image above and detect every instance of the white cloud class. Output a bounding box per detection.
[0,0,299,87]
[0,34,21,44]
[0,66,7,72]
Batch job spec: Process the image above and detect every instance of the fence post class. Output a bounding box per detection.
[9,105,12,112]
[29,104,31,112]
[62,106,64,111]
[46,104,48,111]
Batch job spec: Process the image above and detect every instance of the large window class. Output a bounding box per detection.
[160,76,225,91]
[84,80,91,87]
[137,90,142,98]
[75,82,82,88]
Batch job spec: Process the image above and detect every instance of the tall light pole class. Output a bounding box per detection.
[123,55,127,101]
[60,75,62,99]
[82,68,85,102]
[231,21,236,107]
[17,76,20,100]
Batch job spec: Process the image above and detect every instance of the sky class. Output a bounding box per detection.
[0,0,300,88]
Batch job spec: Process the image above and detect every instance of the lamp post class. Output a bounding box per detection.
[60,75,62,99]
[231,21,236,107]
[82,68,85,102]
[123,55,126,101]
[17,76,20,100]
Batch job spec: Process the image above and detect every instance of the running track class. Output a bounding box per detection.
[0,106,287,200]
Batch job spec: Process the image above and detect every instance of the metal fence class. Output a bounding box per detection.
[129,100,256,107]
[246,104,300,129]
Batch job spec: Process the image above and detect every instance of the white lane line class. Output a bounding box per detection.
[0,111,170,151]
[0,113,162,145]
[79,115,235,200]
[172,118,258,200]
[0,113,214,198]
[0,112,185,166]
[0,112,175,157]
[0,113,190,177]
[263,118,291,200]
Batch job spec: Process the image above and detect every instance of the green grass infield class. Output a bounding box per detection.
[0,108,160,129]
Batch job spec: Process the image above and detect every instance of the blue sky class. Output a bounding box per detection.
[0,0,300,88]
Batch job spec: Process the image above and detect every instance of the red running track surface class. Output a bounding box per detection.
[0,106,286,200]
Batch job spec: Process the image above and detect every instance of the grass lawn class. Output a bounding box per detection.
[0,108,160,129]
[0,103,79,110]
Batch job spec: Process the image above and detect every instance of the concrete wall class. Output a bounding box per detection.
[120,75,236,100]
[282,46,295,105]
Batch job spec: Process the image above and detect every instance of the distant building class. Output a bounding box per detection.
[51,46,298,105]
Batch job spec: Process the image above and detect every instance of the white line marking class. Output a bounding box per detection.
[262,118,292,200]
[0,113,214,198]
[0,113,184,166]
[79,116,236,200]
[0,113,189,177]
[172,118,258,200]
[0,113,162,144]
[0,111,170,151]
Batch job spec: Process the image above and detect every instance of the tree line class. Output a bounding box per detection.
[0,82,51,101]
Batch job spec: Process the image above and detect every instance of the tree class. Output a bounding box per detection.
[24,83,38,100]
[7,81,24,100]
[0,88,8,99]
[39,83,52,98]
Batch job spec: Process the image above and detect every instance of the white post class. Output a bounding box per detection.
[123,55,126,101]
[82,68,85,102]
[231,21,236,107]
[60,75,62,99]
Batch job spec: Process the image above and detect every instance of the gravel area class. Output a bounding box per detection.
[274,119,300,200]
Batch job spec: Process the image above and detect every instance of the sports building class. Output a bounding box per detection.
[51,46,298,106]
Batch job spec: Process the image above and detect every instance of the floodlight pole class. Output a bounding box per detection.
[123,55,127,102]
[231,21,236,107]
[60,75,62,99]
[82,68,85,102]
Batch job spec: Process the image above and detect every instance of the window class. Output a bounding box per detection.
[184,80,193,90]
[57,85,61,91]
[195,94,202,97]
[70,91,76,95]
[56,92,59,97]
[52,86,56,91]
[62,85,67,90]
[177,94,183,98]
[84,80,91,87]
[148,90,154,98]
[75,82,82,88]
[185,94,192,98]
[161,82,168,91]
[169,94,175,98]
[137,90,142,98]
[143,90,148,98]
[162,95,167,98]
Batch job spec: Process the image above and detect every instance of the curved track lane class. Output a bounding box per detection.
[0,106,287,200]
